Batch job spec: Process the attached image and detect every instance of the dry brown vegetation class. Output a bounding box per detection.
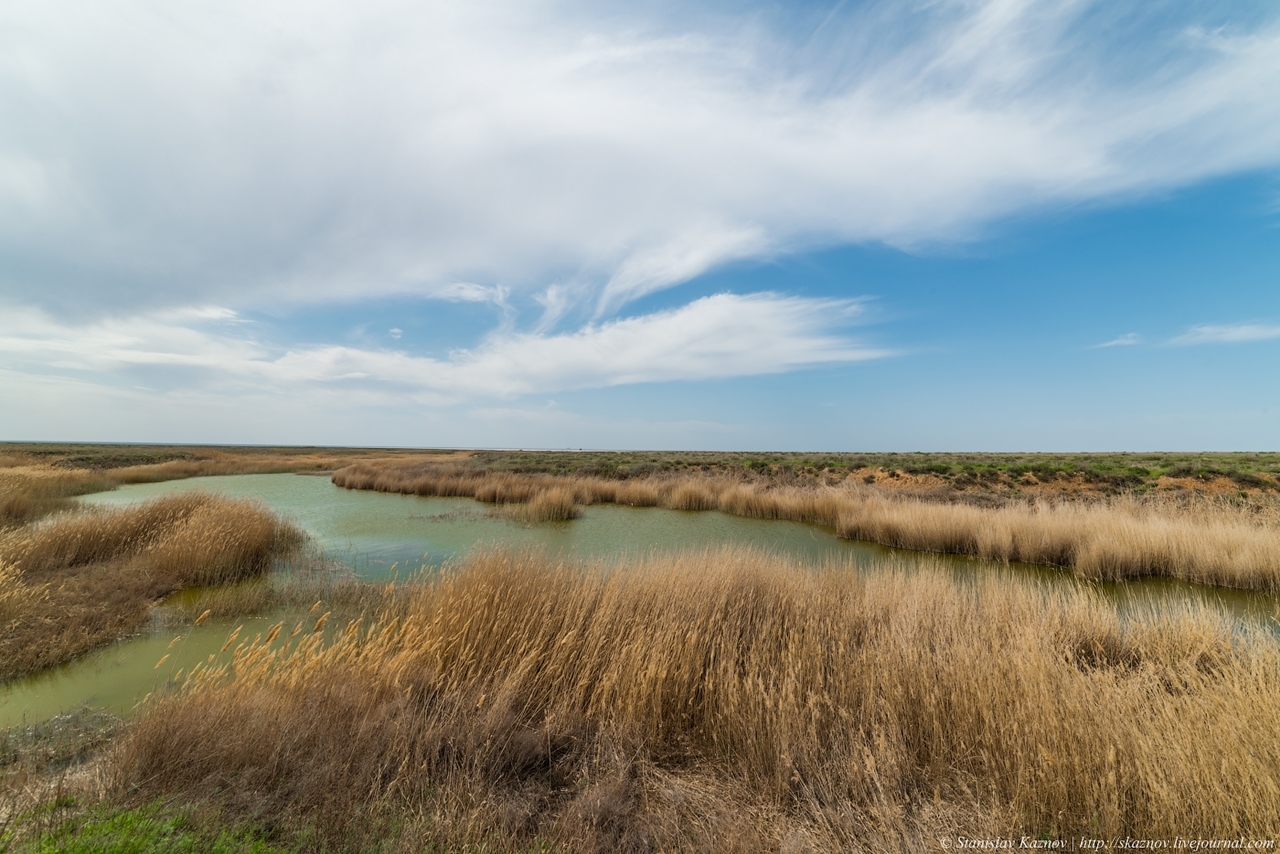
[0,466,115,527]
[333,461,1280,592]
[508,487,584,523]
[465,449,1280,498]
[0,446,456,682]
[105,449,434,485]
[113,547,1280,852]
[0,450,340,680]
[0,493,303,679]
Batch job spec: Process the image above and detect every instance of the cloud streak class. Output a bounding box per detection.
[0,293,886,401]
[1169,322,1280,346]
[1094,333,1142,348]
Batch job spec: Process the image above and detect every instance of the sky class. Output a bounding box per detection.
[1,0,1278,451]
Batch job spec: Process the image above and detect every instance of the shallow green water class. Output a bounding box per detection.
[78,472,896,575]
[2,473,1275,728]
[0,614,286,727]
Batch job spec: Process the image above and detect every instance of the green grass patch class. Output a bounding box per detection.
[14,805,292,854]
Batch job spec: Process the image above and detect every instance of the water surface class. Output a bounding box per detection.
[3,473,1274,728]
[79,473,892,576]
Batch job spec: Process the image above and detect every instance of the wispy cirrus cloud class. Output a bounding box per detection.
[1169,322,1280,345]
[1,0,1278,319]
[0,306,269,374]
[1094,333,1142,348]
[0,293,886,401]
[429,283,509,305]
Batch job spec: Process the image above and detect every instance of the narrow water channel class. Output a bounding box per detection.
[78,472,889,574]
[3,473,1275,727]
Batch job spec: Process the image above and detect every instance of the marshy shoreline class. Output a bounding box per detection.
[99,549,1280,849]
[2,444,1279,852]
[332,454,1280,592]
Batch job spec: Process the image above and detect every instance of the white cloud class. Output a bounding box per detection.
[431,292,885,395]
[533,284,578,332]
[1169,322,1280,345]
[1094,333,1142,348]
[0,305,267,372]
[0,362,756,448]
[0,293,886,400]
[1,0,1278,316]
[596,223,769,316]
[429,283,509,305]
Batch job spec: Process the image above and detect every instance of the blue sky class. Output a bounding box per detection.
[1,0,1278,450]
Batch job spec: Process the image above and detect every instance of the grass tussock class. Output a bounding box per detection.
[114,547,1280,852]
[509,488,583,523]
[334,462,1280,591]
[0,493,303,679]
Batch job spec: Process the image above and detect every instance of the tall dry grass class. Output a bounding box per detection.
[0,467,115,527]
[0,493,303,679]
[508,487,583,523]
[833,490,1280,589]
[106,452,380,484]
[333,462,1280,591]
[114,547,1280,852]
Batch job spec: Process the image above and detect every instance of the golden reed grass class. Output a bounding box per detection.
[0,466,115,527]
[114,547,1280,852]
[333,462,1280,591]
[508,487,583,523]
[0,493,302,679]
[105,452,385,484]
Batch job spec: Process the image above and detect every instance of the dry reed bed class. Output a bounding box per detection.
[0,467,116,527]
[106,453,383,484]
[333,462,1280,591]
[0,493,303,679]
[115,547,1280,851]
